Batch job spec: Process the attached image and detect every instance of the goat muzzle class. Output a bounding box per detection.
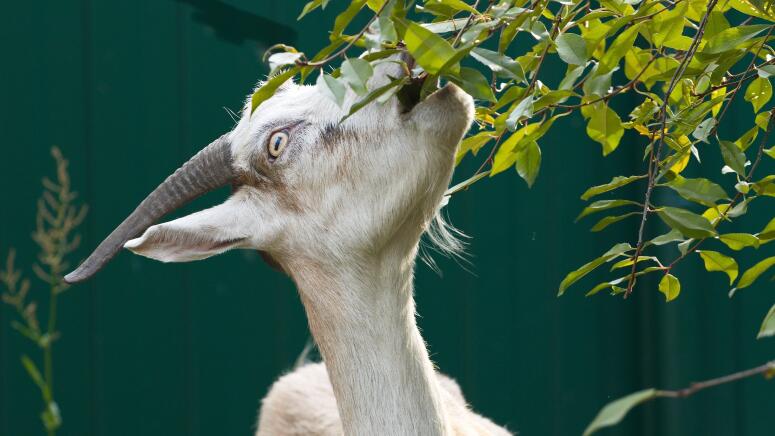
[64,135,235,284]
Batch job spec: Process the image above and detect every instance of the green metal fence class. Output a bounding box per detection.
[1,1,772,435]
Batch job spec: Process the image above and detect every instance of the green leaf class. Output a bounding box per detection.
[719,233,760,250]
[759,217,775,241]
[719,140,747,175]
[610,256,657,271]
[581,175,646,201]
[506,97,534,131]
[422,18,470,34]
[658,273,681,302]
[445,170,490,195]
[456,131,494,164]
[586,104,624,156]
[757,304,775,339]
[331,0,367,40]
[403,20,460,75]
[664,176,729,207]
[583,389,658,436]
[590,212,640,232]
[251,68,298,113]
[317,73,347,106]
[744,77,772,112]
[267,51,303,73]
[366,0,385,12]
[576,199,640,221]
[450,67,496,102]
[298,0,323,20]
[21,355,46,392]
[583,66,616,97]
[558,243,633,296]
[470,47,526,82]
[648,0,687,48]
[341,76,407,122]
[341,58,374,95]
[657,206,717,239]
[555,33,588,65]
[515,141,541,187]
[648,229,685,246]
[698,250,739,284]
[599,23,643,73]
[735,256,775,290]
[703,24,770,55]
[692,118,716,143]
[434,0,478,14]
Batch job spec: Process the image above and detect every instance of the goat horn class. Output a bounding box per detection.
[64,135,234,284]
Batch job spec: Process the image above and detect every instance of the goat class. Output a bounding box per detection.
[65,54,512,435]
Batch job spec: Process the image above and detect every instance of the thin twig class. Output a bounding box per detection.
[625,0,720,297]
[656,360,775,398]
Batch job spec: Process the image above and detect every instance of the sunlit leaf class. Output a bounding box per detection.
[734,256,775,290]
[718,233,760,250]
[744,77,772,112]
[703,24,770,54]
[586,104,625,155]
[658,273,681,302]
[698,250,739,284]
[555,32,588,65]
[403,20,460,75]
[759,217,775,241]
[581,175,646,201]
[515,141,541,187]
[648,0,688,48]
[456,131,494,164]
[558,243,633,296]
[251,68,298,113]
[758,303,775,339]
[599,23,643,73]
[331,0,368,40]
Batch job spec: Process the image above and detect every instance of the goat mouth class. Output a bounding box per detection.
[397,75,425,113]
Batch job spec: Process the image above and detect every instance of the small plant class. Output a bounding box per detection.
[1,147,87,436]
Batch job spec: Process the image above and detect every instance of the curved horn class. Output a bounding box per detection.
[64,135,234,284]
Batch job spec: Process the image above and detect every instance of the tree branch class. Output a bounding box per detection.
[625,0,720,297]
[656,360,775,399]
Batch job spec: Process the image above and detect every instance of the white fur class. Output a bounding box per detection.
[125,58,510,435]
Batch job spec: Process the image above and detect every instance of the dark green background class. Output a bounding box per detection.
[1,1,773,435]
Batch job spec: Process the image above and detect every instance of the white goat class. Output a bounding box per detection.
[65,55,511,436]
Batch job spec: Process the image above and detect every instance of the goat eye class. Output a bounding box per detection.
[267,130,289,158]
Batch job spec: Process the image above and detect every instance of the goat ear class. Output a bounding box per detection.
[124,199,256,263]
